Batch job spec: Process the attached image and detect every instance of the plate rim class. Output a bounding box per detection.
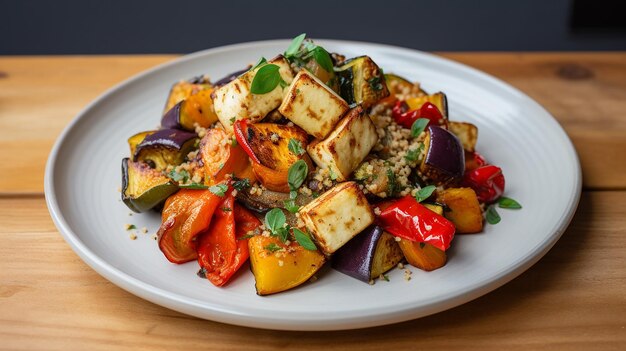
[44,39,582,330]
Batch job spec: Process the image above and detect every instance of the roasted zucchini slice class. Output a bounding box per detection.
[133,129,198,170]
[335,56,390,108]
[121,158,179,213]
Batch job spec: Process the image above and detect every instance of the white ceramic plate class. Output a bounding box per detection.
[45,40,581,331]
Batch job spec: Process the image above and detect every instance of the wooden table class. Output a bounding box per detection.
[1,53,625,350]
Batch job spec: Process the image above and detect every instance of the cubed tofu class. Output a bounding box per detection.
[278,70,349,139]
[299,181,374,255]
[212,55,294,132]
[307,106,378,181]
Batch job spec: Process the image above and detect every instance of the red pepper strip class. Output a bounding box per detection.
[233,119,260,164]
[196,193,256,286]
[391,101,444,129]
[379,195,456,252]
[463,164,505,203]
[157,189,223,264]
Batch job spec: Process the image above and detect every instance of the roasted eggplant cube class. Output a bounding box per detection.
[299,181,374,255]
[164,79,211,113]
[420,125,465,184]
[332,226,403,282]
[161,89,218,131]
[279,70,349,139]
[133,129,198,170]
[437,187,483,233]
[127,130,155,157]
[307,106,378,181]
[249,235,325,296]
[213,55,294,132]
[406,92,449,120]
[448,121,478,152]
[335,56,389,108]
[121,158,179,213]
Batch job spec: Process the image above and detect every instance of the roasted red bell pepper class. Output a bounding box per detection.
[463,164,505,203]
[196,193,260,286]
[392,101,444,129]
[378,195,455,251]
[233,119,260,164]
[157,189,223,264]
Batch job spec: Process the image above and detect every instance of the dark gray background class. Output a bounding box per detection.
[2,0,625,54]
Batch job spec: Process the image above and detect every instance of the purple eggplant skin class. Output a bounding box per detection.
[213,67,250,87]
[161,101,183,129]
[421,125,465,184]
[133,128,198,170]
[332,225,384,283]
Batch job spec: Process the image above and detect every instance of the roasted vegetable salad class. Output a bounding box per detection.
[120,34,521,295]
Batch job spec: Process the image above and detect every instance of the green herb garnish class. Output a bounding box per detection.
[410,118,430,138]
[265,208,286,235]
[328,167,338,181]
[288,159,308,192]
[221,207,232,212]
[414,185,436,202]
[288,138,305,156]
[311,46,333,72]
[284,33,306,57]
[179,183,210,190]
[284,199,300,213]
[209,184,228,197]
[404,147,420,162]
[251,57,267,71]
[486,205,501,224]
[419,242,425,249]
[498,196,522,209]
[237,234,255,240]
[231,177,250,191]
[381,274,390,282]
[264,243,282,253]
[250,64,284,94]
[293,228,317,250]
[229,116,236,125]
[168,169,189,183]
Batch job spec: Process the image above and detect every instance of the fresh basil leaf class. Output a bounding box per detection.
[312,46,334,72]
[486,205,501,224]
[293,228,317,250]
[168,169,189,183]
[209,184,228,197]
[328,167,338,181]
[414,185,436,202]
[251,57,267,71]
[250,64,281,94]
[265,208,286,234]
[237,234,255,240]
[404,148,420,162]
[264,243,282,253]
[284,199,300,213]
[284,33,306,57]
[276,226,290,243]
[231,177,250,191]
[498,196,522,209]
[288,138,305,156]
[386,168,398,197]
[411,118,430,138]
[289,190,298,200]
[179,183,210,190]
[288,159,308,191]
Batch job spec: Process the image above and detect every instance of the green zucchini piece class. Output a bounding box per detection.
[121,158,179,213]
[335,56,389,108]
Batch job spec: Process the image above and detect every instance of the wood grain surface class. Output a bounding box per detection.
[1,53,625,350]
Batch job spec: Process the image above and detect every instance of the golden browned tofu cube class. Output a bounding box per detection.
[437,187,483,234]
[299,182,374,255]
[212,56,294,132]
[278,70,349,139]
[307,106,378,181]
